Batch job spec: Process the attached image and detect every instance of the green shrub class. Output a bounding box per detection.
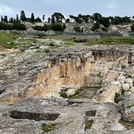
[13,21,26,30]
[50,23,63,31]
[131,24,134,32]
[74,38,88,43]
[126,104,134,108]
[18,45,28,51]
[0,22,26,30]
[101,27,107,32]
[33,26,44,31]
[73,26,81,32]
[91,23,100,31]
[115,92,120,97]
[42,123,55,132]
[28,31,46,38]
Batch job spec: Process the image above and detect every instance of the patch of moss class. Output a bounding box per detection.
[121,89,125,97]
[42,123,55,132]
[60,88,68,98]
[69,86,101,99]
[121,65,126,69]
[124,74,132,78]
[115,92,120,97]
[85,121,93,129]
[126,104,134,108]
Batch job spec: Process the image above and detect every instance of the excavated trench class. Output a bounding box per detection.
[28,48,132,101]
[119,119,134,130]
[9,110,60,121]
[0,90,5,95]
[0,47,133,104]
[85,110,97,132]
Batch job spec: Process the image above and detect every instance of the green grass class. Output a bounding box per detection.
[17,38,38,43]
[0,33,18,48]
[42,123,55,132]
[126,104,134,108]
[63,38,75,48]
[87,36,134,46]
[69,86,102,99]
[85,121,93,129]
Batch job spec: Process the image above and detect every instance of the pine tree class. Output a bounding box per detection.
[1,16,3,22]
[16,14,19,21]
[3,16,8,23]
[9,17,14,23]
[31,13,35,23]
[20,10,26,22]
[51,16,55,24]
[42,15,45,21]
[48,17,50,23]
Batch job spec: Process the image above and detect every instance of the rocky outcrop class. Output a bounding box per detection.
[27,48,131,100]
[0,46,133,103]
[0,97,133,134]
[1,44,134,133]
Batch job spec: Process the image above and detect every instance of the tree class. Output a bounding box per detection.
[51,12,65,23]
[13,21,26,30]
[9,17,14,23]
[91,22,100,31]
[31,13,35,23]
[42,15,45,21]
[65,18,70,23]
[131,24,134,32]
[34,17,42,22]
[1,16,3,22]
[48,17,51,23]
[3,16,8,23]
[16,14,19,21]
[99,17,110,27]
[91,13,102,22]
[20,10,26,22]
[63,23,66,30]
[114,16,122,25]
[51,16,55,24]
[122,16,131,24]
[77,14,90,23]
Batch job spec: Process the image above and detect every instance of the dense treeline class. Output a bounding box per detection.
[0,21,26,30]
[33,23,65,32]
[0,10,134,31]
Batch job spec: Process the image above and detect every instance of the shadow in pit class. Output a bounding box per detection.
[0,90,5,95]
[9,110,60,121]
[85,110,96,133]
[119,118,134,130]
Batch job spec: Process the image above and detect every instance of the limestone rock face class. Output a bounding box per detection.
[95,81,121,102]
[119,89,134,122]
[1,44,134,133]
[65,88,76,97]
[0,45,133,103]
[118,75,126,84]
[122,83,130,91]
[126,78,133,88]
[0,97,133,134]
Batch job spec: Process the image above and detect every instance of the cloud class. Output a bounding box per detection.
[0,5,15,17]
[0,0,134,19]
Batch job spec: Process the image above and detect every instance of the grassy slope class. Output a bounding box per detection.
[87,36,134,46]
[0,33,18,49]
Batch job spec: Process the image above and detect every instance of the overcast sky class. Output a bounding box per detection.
[0,0,134,20]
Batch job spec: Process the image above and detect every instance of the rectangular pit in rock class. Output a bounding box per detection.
[85,110,96,132]
[0,90,5,95]
[9,110,60,121]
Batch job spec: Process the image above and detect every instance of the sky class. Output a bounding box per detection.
[0,0,134,20]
